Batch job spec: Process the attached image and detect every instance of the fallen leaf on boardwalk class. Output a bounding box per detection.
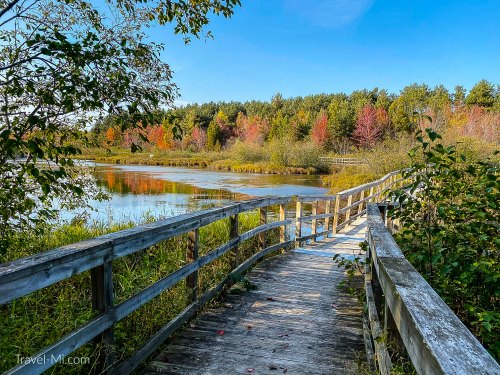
[269,364,278,370]
[246,368,255,373]
[216,330,225,335]
[246,325,253,330]
[266,297,276,301]
[278,333,288,338]
[283,369,288,373]
[282,343,289,349]
[272,348,276,353]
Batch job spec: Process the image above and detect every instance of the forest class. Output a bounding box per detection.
[93,79,499,162]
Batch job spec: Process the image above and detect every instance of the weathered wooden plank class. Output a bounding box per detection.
[279,204,286,243]
[311,200,318,241]
[186,229,199,302]
[295,200,302,244]
[258,207,267,251]
[91,262,115,373]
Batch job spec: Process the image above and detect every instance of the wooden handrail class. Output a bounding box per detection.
[0,172,406,375]
[365,203,500,375]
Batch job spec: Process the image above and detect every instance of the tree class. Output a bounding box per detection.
[465,80,496,107]
[0,0,241,246]
[328,96,355,139]
[311,110,329,148]
[352,104,381,148]
[206,120,221,150]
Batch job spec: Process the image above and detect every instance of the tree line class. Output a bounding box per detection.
[97,79,500,153]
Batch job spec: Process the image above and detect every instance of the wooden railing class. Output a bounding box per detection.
[318,156,366,166]
[0,172,402,375]
[365,203,500,375]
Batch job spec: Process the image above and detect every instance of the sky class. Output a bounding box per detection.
[149,0,500,105]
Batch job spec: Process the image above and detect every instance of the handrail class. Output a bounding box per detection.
[365,203,500,375]
[0,171,405,375]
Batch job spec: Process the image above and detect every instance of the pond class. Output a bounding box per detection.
[65,163,328,223]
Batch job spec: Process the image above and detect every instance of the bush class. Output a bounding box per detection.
[391,129,499,360]
[323,166,380,194]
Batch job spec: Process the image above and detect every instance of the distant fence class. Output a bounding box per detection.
[365,203,500,375]
[0,171,405,374]
[318,157,366,166]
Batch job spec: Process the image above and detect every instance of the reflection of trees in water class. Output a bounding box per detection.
[95,170,249,201]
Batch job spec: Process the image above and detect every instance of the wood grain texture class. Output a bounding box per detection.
[145,219,368,375]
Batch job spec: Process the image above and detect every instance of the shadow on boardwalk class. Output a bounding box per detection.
[144,218,367,375]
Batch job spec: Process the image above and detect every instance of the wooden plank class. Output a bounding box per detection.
[91,262,115,373]
[279,204,286,243]
[365,276,392,375]
[229,214,239,268]
[324,200,332,233]
[311,200,318,241]
[295,201,302,245]
[258,207,267,251]
[186,229,199,302]
[357,190,365,215]
[345,194,353,223]
[332,194,341,235]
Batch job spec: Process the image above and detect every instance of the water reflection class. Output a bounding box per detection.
[65,163,328,223]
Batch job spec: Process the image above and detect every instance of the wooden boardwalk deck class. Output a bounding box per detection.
[144,218,367,375]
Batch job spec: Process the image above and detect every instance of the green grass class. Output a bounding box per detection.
[0,212,281,373]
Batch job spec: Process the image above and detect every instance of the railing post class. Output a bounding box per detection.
[295,200,302,246]
[186,229,199,302]
[258,207,267,251]
[345,194,353,223]
[311,200,318,242]
[279,204,286,244]
[229,214,239,267]
[369,186,375,203]
[358,190,365,216]
[324,200,332,236]
[332,194,341,235]
[91,261,115,373]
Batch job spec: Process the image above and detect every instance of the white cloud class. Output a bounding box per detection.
[284,0,374,28]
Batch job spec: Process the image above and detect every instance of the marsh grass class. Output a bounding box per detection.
[0,210,280,373]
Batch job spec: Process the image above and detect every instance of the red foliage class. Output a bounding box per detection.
[311,111,329,147]
[236,113,267,144]
[190,127,207,151]
[353,104,382,148]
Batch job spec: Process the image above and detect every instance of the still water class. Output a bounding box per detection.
[67,163,328,223]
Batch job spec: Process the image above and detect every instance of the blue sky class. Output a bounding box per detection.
[150,0,500,105]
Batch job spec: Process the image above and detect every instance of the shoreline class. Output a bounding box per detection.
[77,153,322,175]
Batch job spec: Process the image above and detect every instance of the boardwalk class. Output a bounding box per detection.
[145,218,367,375]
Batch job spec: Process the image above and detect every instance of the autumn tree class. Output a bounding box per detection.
[352,104,382,148]
[311,110,329,148]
